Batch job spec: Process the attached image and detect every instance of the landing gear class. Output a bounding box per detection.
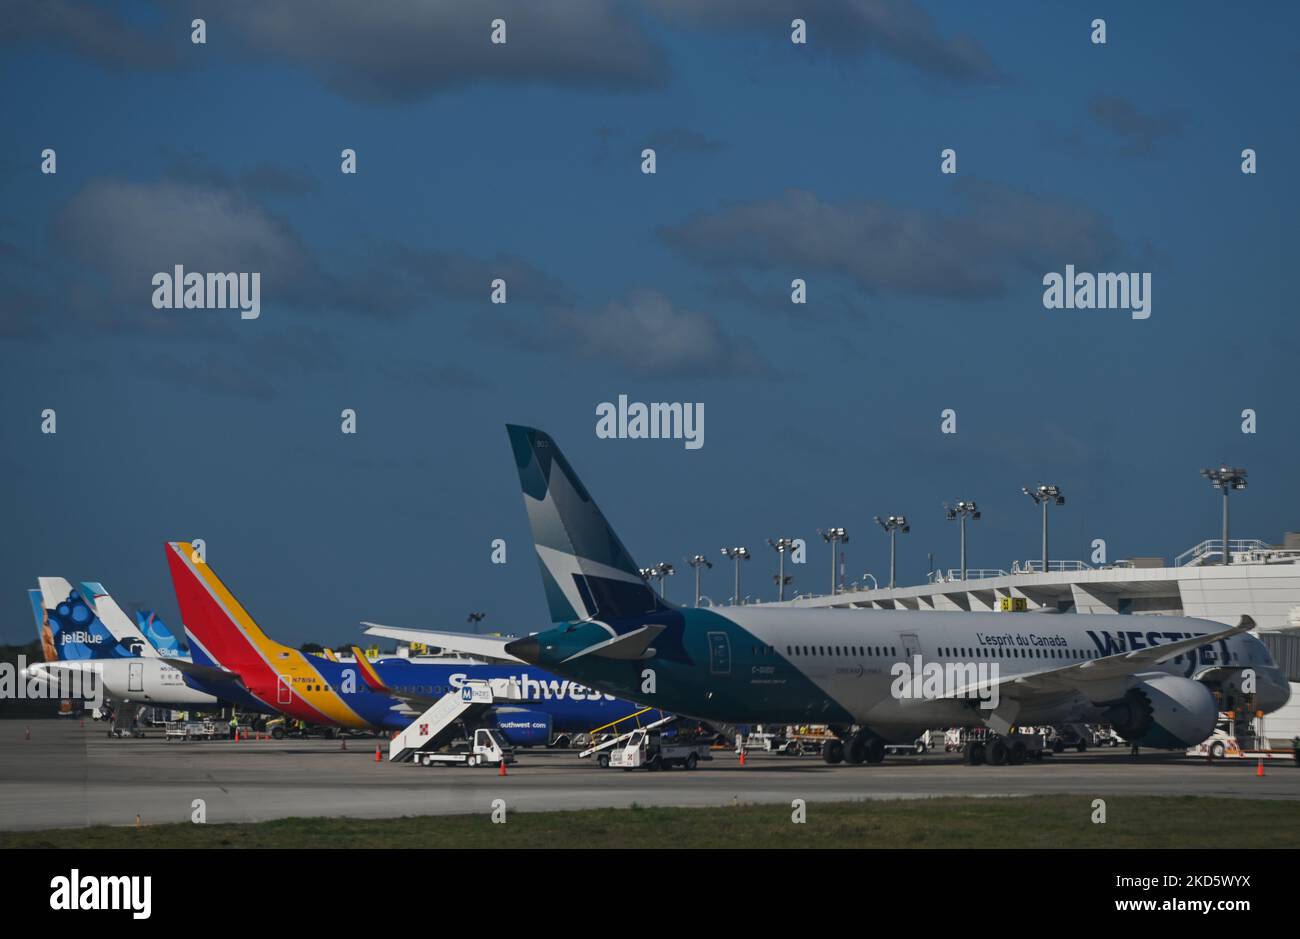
[864,737,886,764]
[964,741,986,765]
[834,730,886,766]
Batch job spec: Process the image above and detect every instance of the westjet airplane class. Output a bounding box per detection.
[163,542,663,746]
[388,425,1292,766]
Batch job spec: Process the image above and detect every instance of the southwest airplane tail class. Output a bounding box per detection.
[165,541,384,729]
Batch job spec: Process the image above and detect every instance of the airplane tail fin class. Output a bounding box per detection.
[78,582,159,658]
[165,542,287,673]
[37,577,144,660]
[346,645,390,692]
[135,609,183,655]
[29,588,57,663]
[506,424,668,623]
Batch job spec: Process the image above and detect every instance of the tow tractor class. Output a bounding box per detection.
[415,727,515,768]
[608,728,711,771]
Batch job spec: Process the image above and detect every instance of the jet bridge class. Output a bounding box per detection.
[389,678,523,762]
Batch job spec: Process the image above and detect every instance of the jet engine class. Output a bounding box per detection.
[1101,675,1219,749]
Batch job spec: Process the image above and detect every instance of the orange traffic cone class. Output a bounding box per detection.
[1256,759,1265,777]
[374,745,382,762]
[234,730,240,743]
[498,759,508,776]
[738,749,746,766]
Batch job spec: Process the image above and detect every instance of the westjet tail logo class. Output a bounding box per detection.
[50,869,151,919]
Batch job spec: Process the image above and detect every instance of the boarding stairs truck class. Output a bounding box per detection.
[414,727,515,768]
[389,677,522,763]
[579,709,677,767]
[607,728,711,771]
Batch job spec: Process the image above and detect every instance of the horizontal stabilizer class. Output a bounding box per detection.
[561,623,665,663]
[361,623,525,664]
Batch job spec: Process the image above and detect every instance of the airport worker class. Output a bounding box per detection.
[229,714,239,739]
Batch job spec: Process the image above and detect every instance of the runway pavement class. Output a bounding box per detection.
[2,720,1295,831]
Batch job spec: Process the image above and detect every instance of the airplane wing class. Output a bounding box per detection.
[944,616,1256,701]
[162,657,251,690]
[361,623,526,664]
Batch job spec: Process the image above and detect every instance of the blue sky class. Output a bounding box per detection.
[2,1,1297,645]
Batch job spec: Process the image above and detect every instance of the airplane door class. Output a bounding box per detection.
[277,675,293,705]
[128,661,144,693]
[899,632,921,660]
[707,632,731,676]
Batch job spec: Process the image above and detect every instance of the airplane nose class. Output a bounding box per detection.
[505,636,541,664]
[1258,670,1292,714]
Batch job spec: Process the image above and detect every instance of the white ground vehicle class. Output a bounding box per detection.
[415,728,515,767]
[1187,719,1284,761]
[608,729,710,770]
[164,720,222,741]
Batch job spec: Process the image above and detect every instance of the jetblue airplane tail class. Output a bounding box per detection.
[78,582,159,658]
[506,424,669,623]
[36,577,148,659]
[165,542,289,673]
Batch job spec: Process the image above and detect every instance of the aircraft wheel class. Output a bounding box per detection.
[985,737,1008,766]
[844,734,866,765]
[965,742,985,765]
[822,739,844,765]
[1075,741,1088,753]
[1008,740,1027,765]
[864,737,886,764]
[1051,738,1064,753]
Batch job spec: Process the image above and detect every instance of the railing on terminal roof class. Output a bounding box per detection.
[927,569,1009,584]
[1174,538,1275,567]
[1012,559,1093,574]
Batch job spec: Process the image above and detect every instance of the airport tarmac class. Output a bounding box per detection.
[2,720,1296,831]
